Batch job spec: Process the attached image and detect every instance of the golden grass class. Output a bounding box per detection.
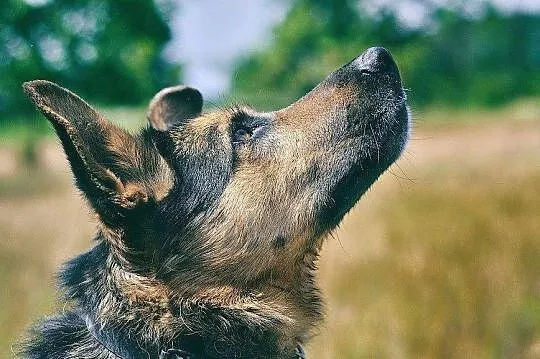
[308,113,540,358]
[310,170,540,358]
[1,106,539,358]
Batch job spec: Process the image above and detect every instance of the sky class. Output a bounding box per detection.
[164,0,288,99]
[165,0,540,100]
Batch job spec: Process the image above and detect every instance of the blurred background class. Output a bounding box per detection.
[1,0,539,357]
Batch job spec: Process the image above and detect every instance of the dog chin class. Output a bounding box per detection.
[320,103,409,233]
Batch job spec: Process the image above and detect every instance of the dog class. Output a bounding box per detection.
[20,47,409,359]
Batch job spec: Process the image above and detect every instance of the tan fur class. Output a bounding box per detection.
[22,47,408,358]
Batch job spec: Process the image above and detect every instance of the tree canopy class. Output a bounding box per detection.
[0,0,180,115]
[231,0,540,110]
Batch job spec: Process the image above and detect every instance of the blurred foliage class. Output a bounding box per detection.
[231,0,540,110]
[0,0,180,119]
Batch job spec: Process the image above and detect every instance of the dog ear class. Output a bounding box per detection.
[147,85,203,130]
[23,80,151,226]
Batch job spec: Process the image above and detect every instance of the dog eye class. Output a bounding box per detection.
[232,126,253,144]
[230,110,268,145]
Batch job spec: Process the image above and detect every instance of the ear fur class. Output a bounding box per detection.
[147,85,203,130]
[23,80,151,226]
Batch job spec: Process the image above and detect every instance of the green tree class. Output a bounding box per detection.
[0,0,180,117]
[231,0,540,110]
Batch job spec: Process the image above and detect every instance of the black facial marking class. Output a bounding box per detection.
[272,236,286,249]
[159,125,233,228]
[230,110,270,146]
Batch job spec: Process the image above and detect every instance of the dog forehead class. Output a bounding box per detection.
[166,110,228,146]
[194,110,232,130]
[169,107,247,139]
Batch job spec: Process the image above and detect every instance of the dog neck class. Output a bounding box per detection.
[60,238,317,358]
[85,314,197,359]
[85,314,306,359]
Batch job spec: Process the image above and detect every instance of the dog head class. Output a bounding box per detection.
[24,47,408,300]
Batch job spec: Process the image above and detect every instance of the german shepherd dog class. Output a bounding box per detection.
[20,47,409,358]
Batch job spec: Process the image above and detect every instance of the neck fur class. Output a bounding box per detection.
[60,235,322,358]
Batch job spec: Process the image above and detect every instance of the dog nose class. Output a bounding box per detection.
[353,47,399,76]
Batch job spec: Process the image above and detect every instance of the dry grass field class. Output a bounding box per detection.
[0,103,538,358]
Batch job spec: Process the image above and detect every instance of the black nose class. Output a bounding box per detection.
[353,47,399,76]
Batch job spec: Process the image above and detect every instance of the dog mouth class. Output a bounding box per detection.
[352,47,409,165]
[316,47,410,231]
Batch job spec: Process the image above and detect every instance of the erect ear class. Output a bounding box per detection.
[147,85,203,130]
[23,80,154,226]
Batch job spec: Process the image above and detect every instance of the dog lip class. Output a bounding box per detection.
[352,47,400,78]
